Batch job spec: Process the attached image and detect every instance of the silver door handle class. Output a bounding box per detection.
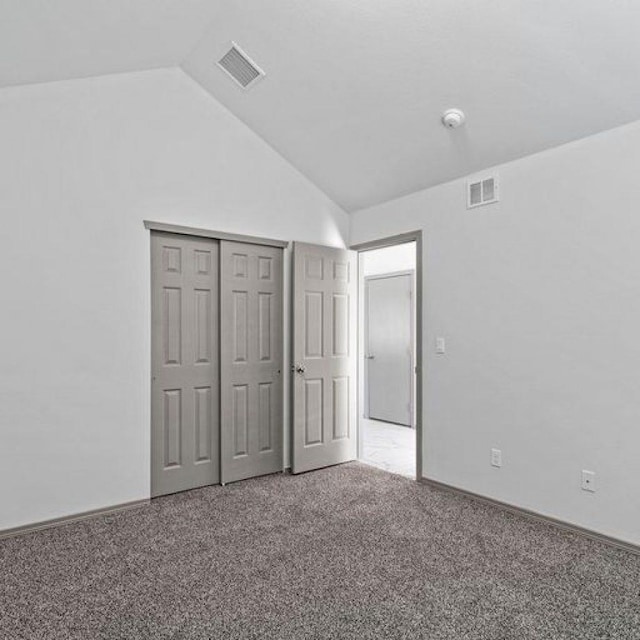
[293,364,306,374]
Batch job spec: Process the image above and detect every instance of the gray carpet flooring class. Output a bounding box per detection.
[1,463,640,639]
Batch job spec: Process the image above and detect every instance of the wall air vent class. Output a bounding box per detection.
[217,42,265,89]
[467,176,498,209]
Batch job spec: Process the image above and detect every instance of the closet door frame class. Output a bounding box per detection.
[144,221,289,251]
[145,221,288,494]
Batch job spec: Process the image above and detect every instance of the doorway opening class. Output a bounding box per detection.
[354,236,421,479]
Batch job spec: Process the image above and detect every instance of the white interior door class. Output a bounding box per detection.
[220,241,283,484]
[366,273,413,426]
[150,232,219,497]
[292,242,357,474]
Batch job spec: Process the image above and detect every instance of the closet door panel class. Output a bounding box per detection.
[151,232,219,497]
[220,242,283,484]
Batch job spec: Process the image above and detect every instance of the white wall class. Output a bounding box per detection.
[361,243,415,277]
[0,68,348,531]
[350,120,640,546]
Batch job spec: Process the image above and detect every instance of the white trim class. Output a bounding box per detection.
[0,499,149,540]
[423,478,640,556]
[143,220,288,248]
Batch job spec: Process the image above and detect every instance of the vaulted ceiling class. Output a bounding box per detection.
[0,1,221,85]
[3,1,640,211]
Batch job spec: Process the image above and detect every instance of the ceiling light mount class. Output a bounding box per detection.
[442,108,466,129]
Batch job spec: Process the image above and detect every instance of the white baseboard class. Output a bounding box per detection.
[421,477,639,555]
[0,499,149,540]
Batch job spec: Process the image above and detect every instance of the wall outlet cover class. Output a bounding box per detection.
[491,448,502,468]
[581,470,596,492]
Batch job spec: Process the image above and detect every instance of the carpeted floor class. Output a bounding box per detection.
[1,463,640,639]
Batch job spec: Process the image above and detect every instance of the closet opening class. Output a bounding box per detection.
[146,221,287,497]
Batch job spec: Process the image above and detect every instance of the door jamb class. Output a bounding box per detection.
[350,231,424,480]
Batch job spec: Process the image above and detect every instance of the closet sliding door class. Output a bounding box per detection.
[149,224,284,496]
[220,241,283,484]
[150,232,220,497]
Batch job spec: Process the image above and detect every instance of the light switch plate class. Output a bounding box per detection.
[436,337,446,354]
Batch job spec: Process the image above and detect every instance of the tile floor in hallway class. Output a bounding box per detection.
[360,418,415,478]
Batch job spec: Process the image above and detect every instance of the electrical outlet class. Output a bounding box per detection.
[581,470,596,493]
[491,448,502,468]
[436,337,446,354]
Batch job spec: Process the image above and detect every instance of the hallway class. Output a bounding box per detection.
[360,418,415,478]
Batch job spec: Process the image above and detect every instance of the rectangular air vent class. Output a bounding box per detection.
[467,176,498,209]
[217,42,265,89]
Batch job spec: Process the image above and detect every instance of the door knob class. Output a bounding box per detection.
[294,364,306,374]
[365,355,375,360]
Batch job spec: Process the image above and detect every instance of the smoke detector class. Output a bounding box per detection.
[442,109,465,129]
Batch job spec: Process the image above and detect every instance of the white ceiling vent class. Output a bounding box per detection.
[217,42,265,89]
[467,176,498,209]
